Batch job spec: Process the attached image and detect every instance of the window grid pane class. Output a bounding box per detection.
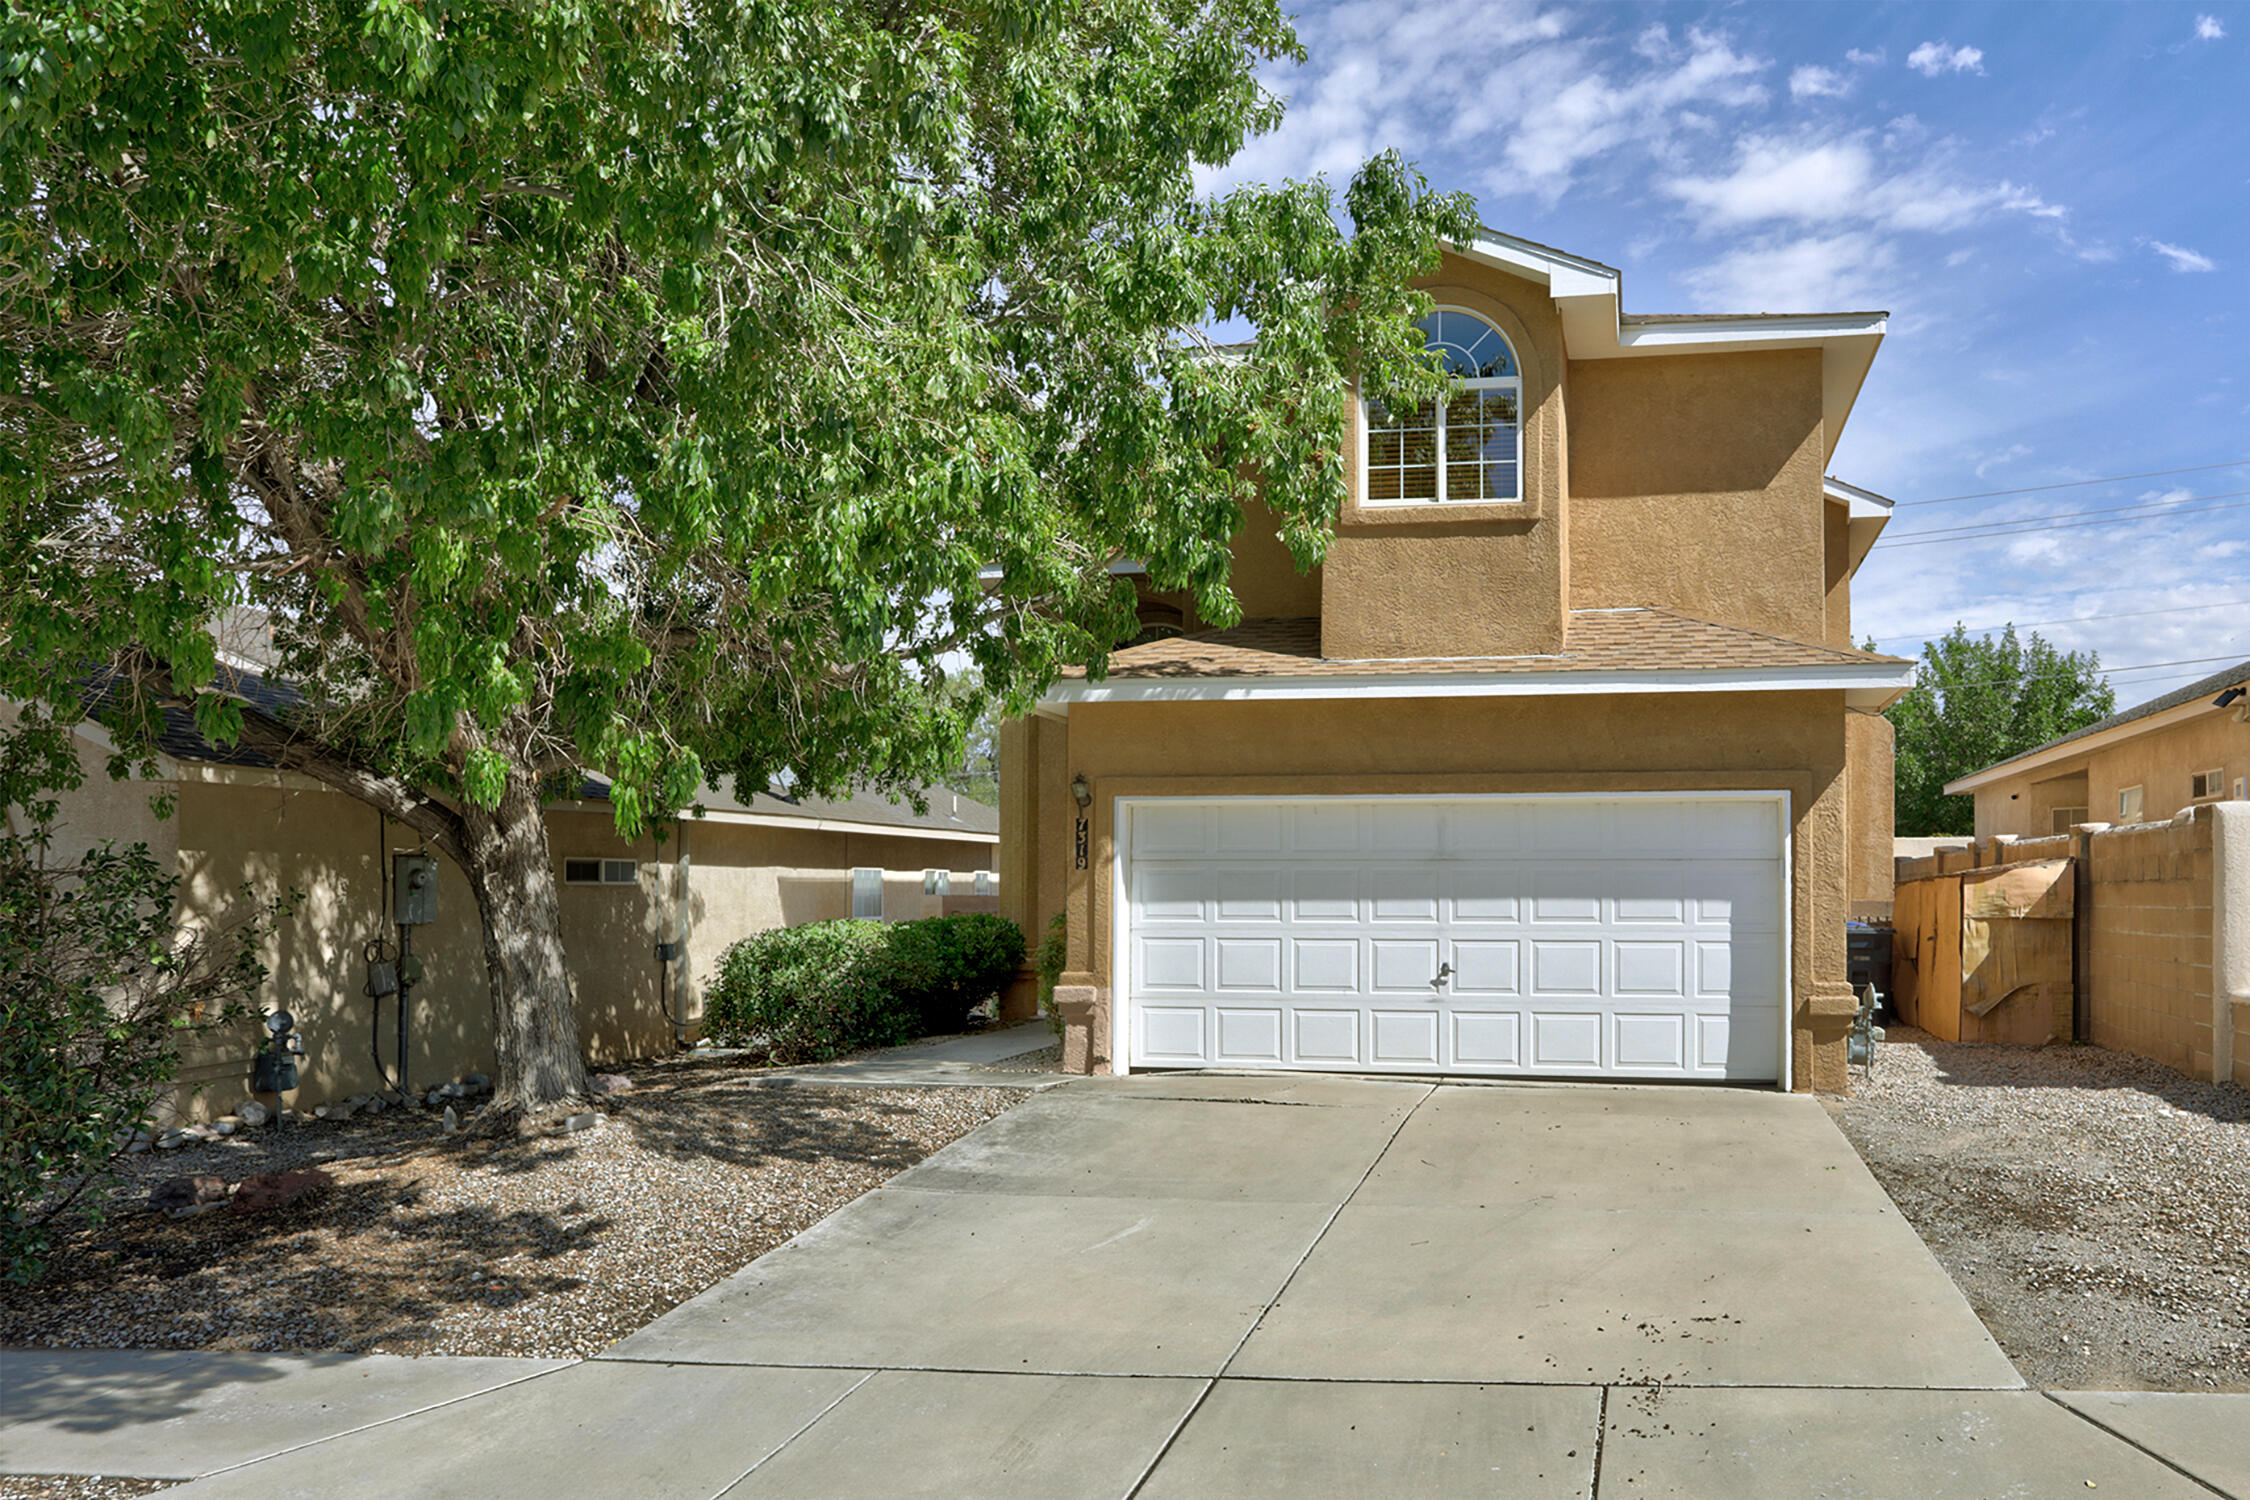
[1443,388,1520,502]
[1366,398,1439,502]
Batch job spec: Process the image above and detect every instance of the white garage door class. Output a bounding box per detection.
[1122,795,1785,1081]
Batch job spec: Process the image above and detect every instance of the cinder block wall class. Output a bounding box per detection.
[2084,816,2216,1078]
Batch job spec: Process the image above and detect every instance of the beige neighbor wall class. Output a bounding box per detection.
[15,721,183,872]
[1322,260,1570,660]
[1048,689,1859,1092]
[2083,810,2225,1081]
[1973,712,2248,839]
[147,775,996,1123]
[1567,347,1829,644]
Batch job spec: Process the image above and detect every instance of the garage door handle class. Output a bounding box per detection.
[1430,962,1454,992]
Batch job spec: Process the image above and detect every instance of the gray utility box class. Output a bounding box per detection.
[393,854,441,926]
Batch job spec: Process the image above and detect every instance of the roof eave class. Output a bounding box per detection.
[1942,697,2228,795]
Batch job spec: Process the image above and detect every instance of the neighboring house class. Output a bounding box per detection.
[30,685,999,1121]
[1944,659,2250,837]
[996,229,1913,1092]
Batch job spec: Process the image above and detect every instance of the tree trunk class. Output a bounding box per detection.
[459,770,587,1113]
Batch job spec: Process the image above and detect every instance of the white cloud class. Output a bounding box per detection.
[2194,14,2225,40]
[1907,41,1986,77]
[1846,47,1886,66]
[1789,64,1850,100]
[2205,540,2245,560]
[1678,231,1899,311]
[2006,536,2063,565]
[1974,444,2032,478]
[1663,133,2061,234]
[2148,240,2217,273]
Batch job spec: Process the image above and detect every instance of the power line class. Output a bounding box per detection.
[1893,458,2250,508]
[1880,497,2250,548]
[1870,596,2250,642]
[1885,488,2250,541]
[1894,652,2247,692]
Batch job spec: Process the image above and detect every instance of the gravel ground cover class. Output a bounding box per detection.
[978,1041,1063,1073]
[0,1479,173,1500]
[1828,1028,2250,1391]
[0,1064,1024,1360]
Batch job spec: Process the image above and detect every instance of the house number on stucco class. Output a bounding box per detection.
[1073,815,1089,870]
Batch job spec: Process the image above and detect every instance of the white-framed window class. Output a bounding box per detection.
[2118,785,2143,823]
[851,867,884,919]
[922,869,951,896]
[563,857,638,886]
[1363,308,1521,506]
[973,870,996,896]
[2190,768,2225,800]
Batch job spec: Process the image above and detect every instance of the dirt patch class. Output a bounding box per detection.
[0,1479,172,1499]
[1828,1029,2250,1391]
[0,1065,1024,1361]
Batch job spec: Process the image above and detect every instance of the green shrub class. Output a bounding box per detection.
[886,913,1026,1036]
[703,913,1026,1063]
[703,920,908,1063]
[1035,912,1067,1037]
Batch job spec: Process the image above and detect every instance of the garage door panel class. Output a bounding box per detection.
[1613,1012,1689,1070]
[1215,1007,1284,1063]
[1371,939,1441,992]
[1450,1011,1521,1067]
[1369,866,1440,922]
[1449,939,1520,995]
[1126,796,1784,1082]
[1371,1010,1441,1065]
[1213,868,1284,922]
[1292,939,1360,993]
[1529,940,1602,996]
[1530,1011,1603,1069]
[1214,938,1283,992]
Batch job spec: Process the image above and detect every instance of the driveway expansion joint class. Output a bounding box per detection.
[2039,1390,2240,1499]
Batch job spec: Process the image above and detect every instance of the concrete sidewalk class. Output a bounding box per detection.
[734,1019,1070,1089]
[7,1076,2247,1497]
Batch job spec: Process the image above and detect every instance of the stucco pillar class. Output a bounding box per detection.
[2213,803,2249,1086]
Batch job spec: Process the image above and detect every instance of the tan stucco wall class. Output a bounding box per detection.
[1971,710,2249,839]
[1824,499,1853,649]
[2085,815,2217,1079]
[1846,710,1895,920]
[1321,262,1570,659]
[67,770,997,1123]
[1229,502,1322,620]
[3,717,181,872]
[1566,348,1828,643]
[1040,690,1856,1091]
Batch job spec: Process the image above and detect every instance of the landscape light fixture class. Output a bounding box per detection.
[1071,774,1092,810]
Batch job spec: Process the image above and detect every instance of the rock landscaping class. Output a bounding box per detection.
[0,1061,1025,1361]
[1830,1027,2250,1392]
[0,1477,174,1499]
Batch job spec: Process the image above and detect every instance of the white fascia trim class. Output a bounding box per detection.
[664,805,999,845]
[1942,699,2222,796]
[1044,662,1917,713]
[1825,476,1896,577]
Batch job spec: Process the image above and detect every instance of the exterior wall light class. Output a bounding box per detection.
[1071,774,1092,810]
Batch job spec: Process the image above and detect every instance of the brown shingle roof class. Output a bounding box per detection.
[1067,608,1910,681]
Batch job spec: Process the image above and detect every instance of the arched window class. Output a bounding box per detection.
[1364,309,1521,505]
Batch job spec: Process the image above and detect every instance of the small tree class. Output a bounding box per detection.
[2,0,1475,1113]
[0,713,277,1282]
[1884,626,2116,836]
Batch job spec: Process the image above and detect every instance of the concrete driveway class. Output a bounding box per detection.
[14,1076,2248,1497]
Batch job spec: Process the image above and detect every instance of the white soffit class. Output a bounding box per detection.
[1042,661,1917,716]
[1824,476,1896,576]
[1452,229,1887,464]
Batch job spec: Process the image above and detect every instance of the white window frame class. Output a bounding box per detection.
[564,857,638,886]
[1360,305,1524,508]
[2190,768,2224,801]
[2118,785,2144,823]
[973,870,996,897]
[851,867,885,920]
[922,869,951,896]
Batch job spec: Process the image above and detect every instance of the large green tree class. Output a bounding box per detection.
[1,1,1475,1110]
[1884,625,2116,837]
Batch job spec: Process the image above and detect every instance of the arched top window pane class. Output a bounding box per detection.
[1417,310,1517,380]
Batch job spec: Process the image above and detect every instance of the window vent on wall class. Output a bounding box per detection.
[2191,769,2225,800]
[2051,806,2088,835]
[2118,785,2144,823]
[851,867,884,919]
[564,858,639,886]
[923,869,951,896]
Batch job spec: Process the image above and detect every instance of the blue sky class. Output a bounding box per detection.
[1206,0,2248,704]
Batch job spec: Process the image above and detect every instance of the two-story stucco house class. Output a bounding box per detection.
[995,229,1914,1092]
